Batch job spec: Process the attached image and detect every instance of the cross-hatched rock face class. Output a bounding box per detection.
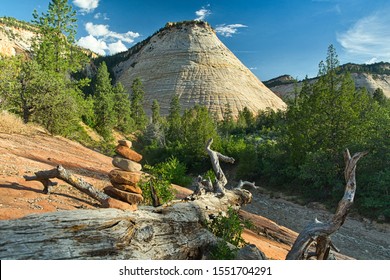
[113,21,286,119]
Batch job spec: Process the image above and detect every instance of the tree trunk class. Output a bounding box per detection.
[286,149,367,260]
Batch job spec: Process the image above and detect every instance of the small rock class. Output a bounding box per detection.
[112,183,143,195]
[108,169,144,186]
[104,186,143,205]
[115,145,143,163]
[112,155,142,172]
[103,197,138,211]
[118,139,132,148]
[236,244,267,260]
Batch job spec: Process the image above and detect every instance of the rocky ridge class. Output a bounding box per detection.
[111,21,286,119]
[265,64,390,99]
[0,18,36,57]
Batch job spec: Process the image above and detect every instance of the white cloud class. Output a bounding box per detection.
[73,0,99,13]
[77,35,107,55]
[94,12,109,20]
[85,22,109,37]
[215,24,248,37]
[195,6,211,21]
[108,40,127,55]
[84,22,140,44]
[337,11,390,63]
[77,22,140,55]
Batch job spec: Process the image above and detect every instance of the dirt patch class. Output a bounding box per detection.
[242,187,390,260]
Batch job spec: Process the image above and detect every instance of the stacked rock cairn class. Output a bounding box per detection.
[104,139,145,210]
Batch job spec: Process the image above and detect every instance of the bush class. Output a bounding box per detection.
[207,207,249,259]
[151,156,192,187]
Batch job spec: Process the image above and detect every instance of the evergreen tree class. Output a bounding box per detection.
[167,94,182,142]
[373,88,387,105]
[284,45,373,197]
[130,78,147,130]
[2,0,90,135]
[113,82,134,134]
[31,0,86,74]
[151,99,162,125]
[93,62,115,139]
[0,56,22,111]
[219,102,235,136]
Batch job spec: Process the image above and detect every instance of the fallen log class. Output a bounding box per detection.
[286,149,367,260]
[1,138,253,260]
[0,188,252,259]
[24,165,136,211]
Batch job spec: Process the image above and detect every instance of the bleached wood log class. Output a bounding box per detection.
[286,149,367,260]
[24,165,136,211]
[0,187,252,260]
[1,138,253,259]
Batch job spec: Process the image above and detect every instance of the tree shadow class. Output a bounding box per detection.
[0,182,100,208]
[0,182,44,194]
[14,152,110,180]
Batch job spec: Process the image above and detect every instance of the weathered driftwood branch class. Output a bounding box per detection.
[24,165,135,211]
[286,149,367,260]
[236,180,259,190]
[205,138,235,196]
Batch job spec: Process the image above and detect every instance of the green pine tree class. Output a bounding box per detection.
[113,82,134,134]
[93,62,116,140]
[130,78,147,130]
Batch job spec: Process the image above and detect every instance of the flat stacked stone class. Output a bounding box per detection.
[104,139,145,207]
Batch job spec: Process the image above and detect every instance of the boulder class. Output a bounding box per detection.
[112,183,143,195]
[118,139,132,148]
[108,169,144,186]
[115,145,143,163]
[104,186,143,205]
[112,155,142,172]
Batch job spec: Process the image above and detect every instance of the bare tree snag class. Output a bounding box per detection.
[286,149,367,260]
[24,165,136,211]
[205,138,235,196]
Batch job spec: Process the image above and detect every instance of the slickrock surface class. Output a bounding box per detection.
[113,21,286,119]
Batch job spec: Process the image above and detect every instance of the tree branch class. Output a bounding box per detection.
[286,149,367,260]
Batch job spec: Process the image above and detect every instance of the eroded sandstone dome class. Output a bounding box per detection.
[113,21,286,119]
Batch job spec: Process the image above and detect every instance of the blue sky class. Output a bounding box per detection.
[2,0,390,80]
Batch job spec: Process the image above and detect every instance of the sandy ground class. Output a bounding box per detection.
[0,130,388,260]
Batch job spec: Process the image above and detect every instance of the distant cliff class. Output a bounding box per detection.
[265,63,390,99]
[0,17,37,57]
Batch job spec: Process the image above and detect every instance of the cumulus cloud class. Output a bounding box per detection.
[85,22,109,37]
[77,22,140,55]
[108,40,127,55]
[215,24,248,37]
[337,11,390,63]
[195,5,211,21]
[77,35,107,55]
[73,0,99,13]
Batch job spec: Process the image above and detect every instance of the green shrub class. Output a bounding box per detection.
[207,207,249,259]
